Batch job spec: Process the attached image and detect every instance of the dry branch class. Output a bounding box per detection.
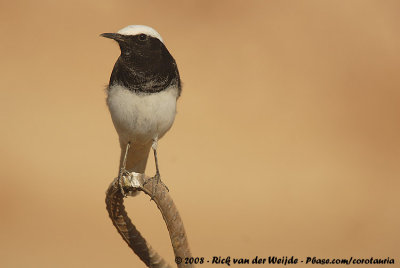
[106,172,193,268]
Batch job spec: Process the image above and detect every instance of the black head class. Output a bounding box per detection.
[100,32,165,66]
[101,25,181,95]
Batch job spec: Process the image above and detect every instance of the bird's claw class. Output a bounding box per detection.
[117,168,130,197]
[143,173,169,200]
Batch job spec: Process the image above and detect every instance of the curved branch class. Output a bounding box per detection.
[106,172,193,267]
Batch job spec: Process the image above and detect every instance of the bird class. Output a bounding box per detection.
[101,25,181,197]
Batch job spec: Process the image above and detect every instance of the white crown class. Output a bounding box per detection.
[117,25,164,43]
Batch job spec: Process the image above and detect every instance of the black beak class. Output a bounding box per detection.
[100,33,126,42]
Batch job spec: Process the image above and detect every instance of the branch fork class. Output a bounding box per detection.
[106,171,193,268]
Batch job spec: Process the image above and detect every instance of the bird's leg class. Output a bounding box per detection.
[153,138,161,180]
[144,138,169,199]
[118,141,130,197]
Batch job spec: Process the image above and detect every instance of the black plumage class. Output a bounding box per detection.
[103,33,181,96]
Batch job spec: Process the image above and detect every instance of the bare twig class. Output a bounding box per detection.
[106,172,193,268]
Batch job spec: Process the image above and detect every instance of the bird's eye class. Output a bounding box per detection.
[138,34,148,41]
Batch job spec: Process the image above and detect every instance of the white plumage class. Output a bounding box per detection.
[117,25,164,43]
[107,84,178,145]
[107,84,178,173]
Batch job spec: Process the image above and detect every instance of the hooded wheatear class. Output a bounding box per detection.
[101,25,181,196]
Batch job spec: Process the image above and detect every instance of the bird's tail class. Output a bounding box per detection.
[119,140,152,174]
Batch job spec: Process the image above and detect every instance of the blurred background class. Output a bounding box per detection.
[0,0,399,267]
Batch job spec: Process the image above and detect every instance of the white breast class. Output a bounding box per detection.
[107,84,178,145]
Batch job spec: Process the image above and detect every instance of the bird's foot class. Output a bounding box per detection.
[117,167,130,197]
[143,172,169,200]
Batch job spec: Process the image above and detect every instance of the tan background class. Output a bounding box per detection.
[0,0,399,267]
